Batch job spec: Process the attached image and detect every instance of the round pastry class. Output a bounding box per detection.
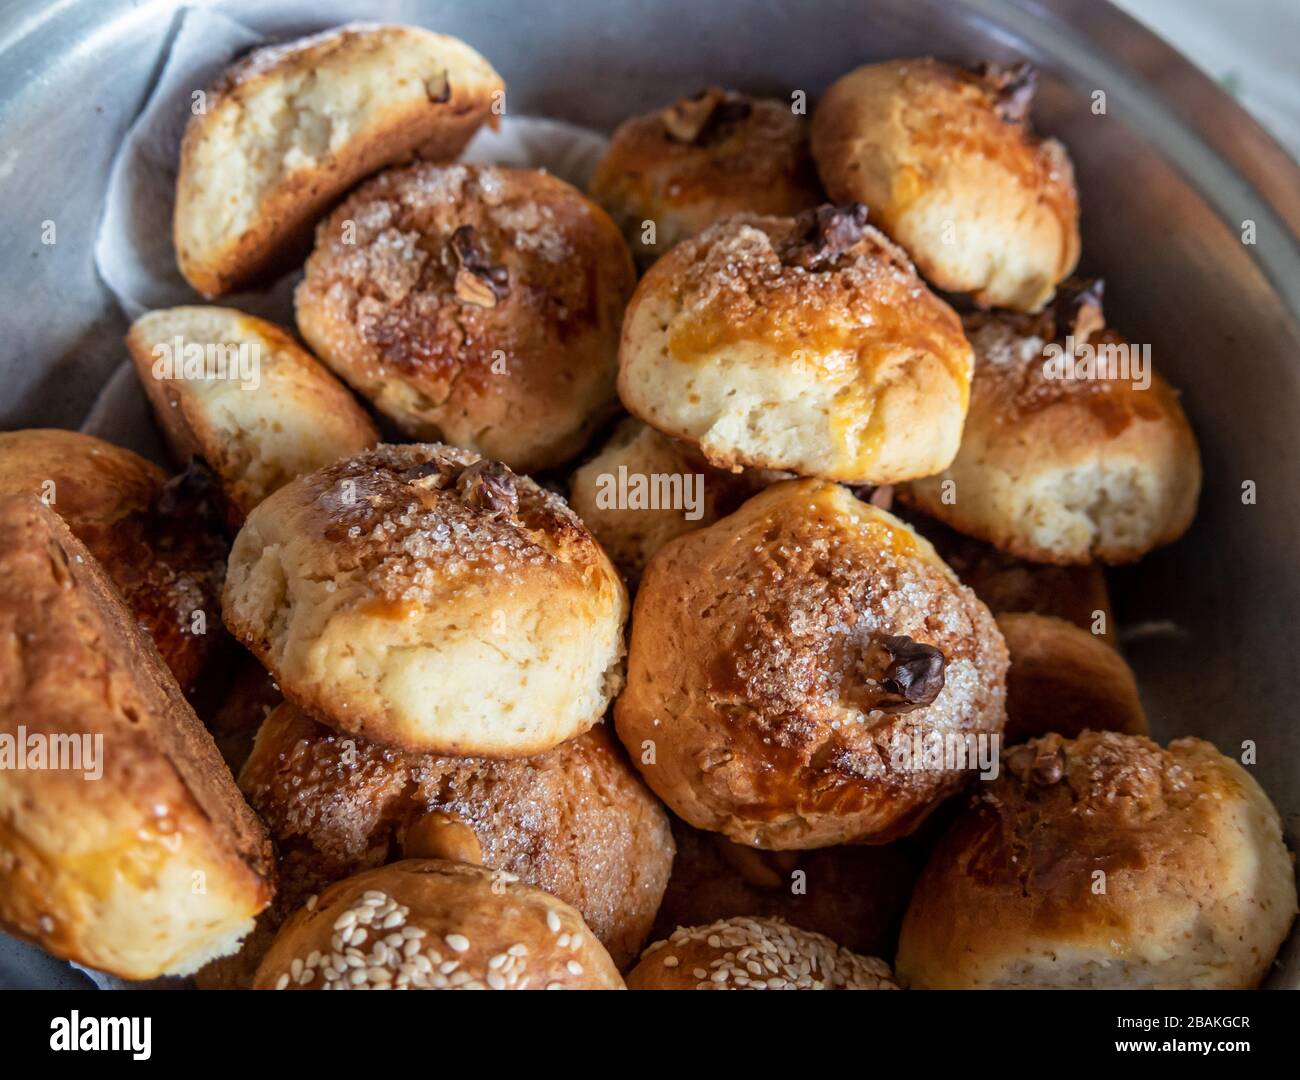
[589,87,823,265]
[568,418,784,584]
[127,306,379,522]
[234,702,673,970]
[896,731,1299,989]
[0,429,228,693]
[651,819,916,959]
[903,283,1201,564]
[175,23,504,297]
[253,859,624,990]
[811,58,1079,312]
[627,916,898,990]
[295,162,636,473]
[615,479,1008,849]
[0,496,273,980]
[617,206,973,485]
[996,612,1146,742]
[222,442,628,756]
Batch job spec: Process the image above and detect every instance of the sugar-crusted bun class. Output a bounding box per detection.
[618,207,973,484]
[627,916,898,990]
[127,307,379,523]
[0,496,273,979]
[0,430,228,693]
[296,163,635,473]
[903,285,1201,564]
[651,819,916,959]
[568,419,784,584]
[589,88,823,265]
[222,443,628,756]
[811,58,1079,312]
[175,23,503,297]
[896,731,1298,989]
[253,859,624,989]
[615,479,1008,848]
[234,702,673,971]
[997,612,1146,742]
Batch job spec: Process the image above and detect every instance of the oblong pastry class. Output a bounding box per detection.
[811,58,1079,312]
[253,860,624,990]
[589,87,823,264]
[996,612,1146,742]
[627,917,898,990]
[127,306,379,523]
[568,418,784,584]
[617,206,974,484]
[296,163,636,473]
[174,23,503,296]
[230,702,673,973]
[0,495,273,979]
[614,479,1008,849]
[896,731,1298,989]
[222,443,628,756]
[903,282,1201,564]
[0,429,228,693]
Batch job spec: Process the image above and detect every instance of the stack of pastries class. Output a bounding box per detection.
[0,24,1292,991]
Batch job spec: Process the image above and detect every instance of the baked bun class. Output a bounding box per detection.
[175,23,503,297]
[253,859,624,990]
[903,285,1201,563]
[997,613,1146,742]
[811,58,1079,312]
[589,88,823,264]
[0,429,228,693]
[127,307,379,522]
[652,819,916,959]
[296,163,636,473]
[202,655,282,773]
[617,206,973,484]
[0,495,273,979]
[627,916,898,990]
[234,702,673,971]
[902,507,1113,642]
[568,419,784,584]
[615,479,1008,848]
[896,731,1298,989]
[223,443,628,755]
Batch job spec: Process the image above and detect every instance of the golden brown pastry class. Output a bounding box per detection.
[896,732,1298,988]
[617,206,973,484]
[589,87,823,264]
[253,860,624,989]
[127,307,379,522]
[0,495,273,979]
[812,58,1079,311]
[996,612,1146,741]
[902,283,1201,564]
[615,479,1008,848]
[0,429,228,693]
[222,443,628,756]
[175,23,503,296]
[627,916,898,990]
[296,163,636,473]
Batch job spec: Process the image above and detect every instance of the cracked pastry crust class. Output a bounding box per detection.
[896,731,1299,989]
[811,57,1079,312]
[174,23,503,297]
[295,162,636,473]
[589,88,824,265]
[901,293,1201,565]
[617,209,973,485]
[0,495,273,980]
[221,442,628,757]
[614,478,1008,849]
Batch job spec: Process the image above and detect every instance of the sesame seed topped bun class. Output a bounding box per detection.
[254,859,625,990]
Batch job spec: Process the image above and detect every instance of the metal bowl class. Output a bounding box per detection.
[0,0,1296,989]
